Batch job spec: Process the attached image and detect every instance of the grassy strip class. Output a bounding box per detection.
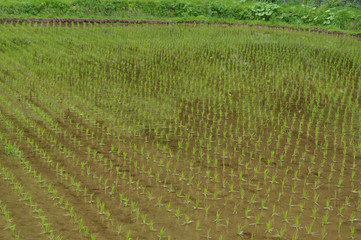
[0,0,360,32]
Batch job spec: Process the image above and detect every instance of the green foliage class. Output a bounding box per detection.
[251,2,279,21]
[0,1,360,31]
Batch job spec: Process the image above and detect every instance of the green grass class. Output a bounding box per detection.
[0,0,360,32]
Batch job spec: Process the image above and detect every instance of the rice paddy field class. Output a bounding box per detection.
[0,23,361,240]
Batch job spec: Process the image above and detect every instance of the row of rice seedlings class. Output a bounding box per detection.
[0,200,19,240]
